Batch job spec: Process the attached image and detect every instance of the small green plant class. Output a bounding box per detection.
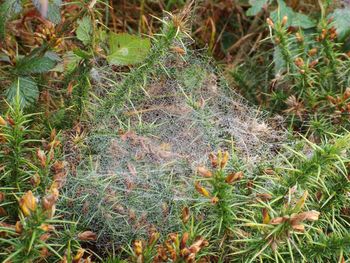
[0,94,64,214]
[159,133,350,262]
[0,182,83,263]
[0,50,58,109]
[231,1,350,137]
[194,151,244,236]
[229,133,350,262]
[0,95,84,262]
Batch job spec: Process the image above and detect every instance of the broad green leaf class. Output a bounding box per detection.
[0,0,22,39]
[44,51,61,62]
[246,0,269,16]
[76,16,93,46]
[107,33,151,66]
[73,48,93,59]
[328,8,350,41]
[15,56,57,74]
[5,77,39,107]
[97,29,107,43]
[270,0,315,29]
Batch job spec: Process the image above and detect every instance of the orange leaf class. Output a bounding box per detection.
[220,151,229,169]
[225,171,243,184]
[291,224,305,232]
[0,192,5,202]
[270,216,288,225]
[211,196,219,204]
[0,116,6,126]
[73,248,85,263]
[194,182,211,198]
[15,221,23,234]
[134,240,143,256]
[36,149,47,168]
[262,208,270,224]
[208,153,218,168]
[197,166,212,178]
[182,207,190,224]
[19,191,37,217]
[181,232,189,249]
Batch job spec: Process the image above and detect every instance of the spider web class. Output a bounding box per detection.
[63,45,285,249]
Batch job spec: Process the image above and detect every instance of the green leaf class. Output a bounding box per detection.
[270,0,315,29]
[107,33,151,66]
[44,51,61,62]
[328,8,350,42]
[76,16,93,46]
[5,77,39,107]
[15,56,57,74]
[246,0,269,16]
[73,49,93,59]
[0,0,22,39]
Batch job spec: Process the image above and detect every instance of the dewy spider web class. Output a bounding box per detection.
[63,21,284,249]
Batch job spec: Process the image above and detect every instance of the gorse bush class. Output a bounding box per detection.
[62,8,285,257]
[266,15,350,132]
[0,94,61,218]
[1,0,350,262]
[231,0,350,137]
[121,135,350,262]
[232,134,350,262]
[0,95,77,262]
[191,137,350,262]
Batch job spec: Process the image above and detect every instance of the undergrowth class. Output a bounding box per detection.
[230,0,350,138]
[0,0,350,262]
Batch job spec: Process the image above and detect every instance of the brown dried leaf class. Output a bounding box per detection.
[197,166,212,178]
[225,171,243,184]
[37,149,47,168]
[181,232,189,249]
[188,237,206,254]
[78,231,97,241]
[270,216,288,225]
[256,193,272,201]
[0,192,5,203]
[127,162,137,177]
[291,210,320,225]
[182,206,190,224]
[291,224,305,232]
[208,152,218,168]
